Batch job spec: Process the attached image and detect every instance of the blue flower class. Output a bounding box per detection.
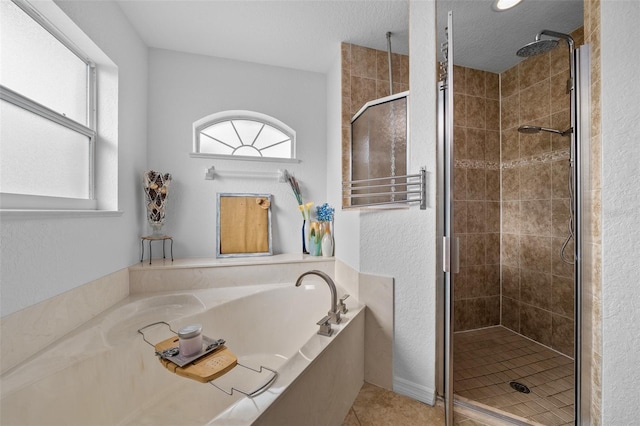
[316,203,335,222]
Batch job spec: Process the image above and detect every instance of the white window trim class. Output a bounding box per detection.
[191,110,300,163]
[0,0,119,214]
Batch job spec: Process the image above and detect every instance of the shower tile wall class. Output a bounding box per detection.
[499,28,584,357]
[452,66,501,331]
[341,43,409,205]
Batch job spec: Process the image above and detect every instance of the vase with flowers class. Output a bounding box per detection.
[285,171,313,254]
[316,203,335,257]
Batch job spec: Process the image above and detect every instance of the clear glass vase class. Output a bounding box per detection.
[149,220,165,237]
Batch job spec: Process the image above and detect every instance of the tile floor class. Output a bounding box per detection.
[342,326,574,426]
[342,382,489,426]
[454,326,574,426]
[342,382,446,425]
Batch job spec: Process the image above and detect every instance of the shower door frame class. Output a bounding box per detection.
[438,11,456,426]
[436,17,593,426]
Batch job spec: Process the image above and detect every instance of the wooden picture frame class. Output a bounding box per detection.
[216,193,272,258]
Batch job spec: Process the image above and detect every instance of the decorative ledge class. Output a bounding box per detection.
[128,253,334,271]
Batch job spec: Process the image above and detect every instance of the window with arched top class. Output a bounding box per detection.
[191,110,297,162]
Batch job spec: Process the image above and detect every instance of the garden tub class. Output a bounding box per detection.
[0,281,365,425]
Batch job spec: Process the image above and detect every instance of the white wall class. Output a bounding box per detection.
[324,1,438,402]
[600,0,640,422]
[358,1,438,403]
[0,1,147,317]
[146,49,326,257]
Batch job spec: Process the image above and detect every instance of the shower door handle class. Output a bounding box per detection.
[443,236,460,274]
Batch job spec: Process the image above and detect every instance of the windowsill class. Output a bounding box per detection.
[190,152,301,163]
[0,209,124,219]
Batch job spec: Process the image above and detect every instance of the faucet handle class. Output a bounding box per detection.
[317,316,330,325]
[316,316,333,337]
[338,294,350,314]
[327,310,342,324]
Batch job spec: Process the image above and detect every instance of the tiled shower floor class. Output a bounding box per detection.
[454,326,574,425]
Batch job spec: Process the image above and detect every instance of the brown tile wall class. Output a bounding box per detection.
[341,43,409,206]
[499,28,584,357]
[452,66,501,331]
[584,0,602,422]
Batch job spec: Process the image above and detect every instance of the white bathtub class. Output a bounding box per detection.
[0,282,365,425]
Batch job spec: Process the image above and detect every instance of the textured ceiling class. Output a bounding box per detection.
[438,0,584,73]
[116,0,583,75]
[116,0,410,74]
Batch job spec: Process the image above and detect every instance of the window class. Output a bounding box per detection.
[192,111,297,162]
[1,0,96,208]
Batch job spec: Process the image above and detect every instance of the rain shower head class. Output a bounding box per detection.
[516,39,559,57]
[518,125,572,137]
[517,29,575,58]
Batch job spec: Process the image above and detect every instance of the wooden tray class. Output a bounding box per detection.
[154,336,238,383]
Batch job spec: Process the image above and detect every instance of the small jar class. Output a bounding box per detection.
[178,324,203,357]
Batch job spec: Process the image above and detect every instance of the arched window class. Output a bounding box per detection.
[192,110,296,161]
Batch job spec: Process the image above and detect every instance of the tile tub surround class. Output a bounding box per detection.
[0,255,335,376]
[1,283,365,425]
[253,307,364,426]
[128,254,335,293]
[0,268,129,374]
[341,42,410,206]
[452,65,501,332]
[335,260,394,391]
[499,27,583,357]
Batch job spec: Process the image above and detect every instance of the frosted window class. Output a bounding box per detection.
[0,100,90,199]
[1,0,89,125]
[196,114,295,160]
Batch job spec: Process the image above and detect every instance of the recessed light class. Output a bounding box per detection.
[492,0,523,11]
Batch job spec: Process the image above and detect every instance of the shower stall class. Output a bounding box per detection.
[438,8,592,426]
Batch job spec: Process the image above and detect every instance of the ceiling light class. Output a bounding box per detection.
[492,0,523,11]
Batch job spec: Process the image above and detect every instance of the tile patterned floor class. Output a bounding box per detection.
[342,326,574,426]
[454,326,574,426]
[343,382,494,426]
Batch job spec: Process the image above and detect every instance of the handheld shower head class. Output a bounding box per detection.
[518,125,543,134]
[518,125,572,137]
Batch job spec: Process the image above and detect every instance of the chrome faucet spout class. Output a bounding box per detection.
[295,270,339,322]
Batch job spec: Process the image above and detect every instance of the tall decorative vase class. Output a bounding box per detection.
[144,170,172,236]
[321,221,334,257]
[308,221,322,256]
[304,219,310,253]
[301,220,309,254]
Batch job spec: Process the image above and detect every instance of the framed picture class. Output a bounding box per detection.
[216,193,272,258]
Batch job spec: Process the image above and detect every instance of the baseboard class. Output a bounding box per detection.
[393,377,436,405]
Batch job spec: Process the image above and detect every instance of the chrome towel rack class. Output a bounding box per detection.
[342,167,426,210]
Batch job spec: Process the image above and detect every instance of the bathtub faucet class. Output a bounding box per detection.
[295,270,341,325]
